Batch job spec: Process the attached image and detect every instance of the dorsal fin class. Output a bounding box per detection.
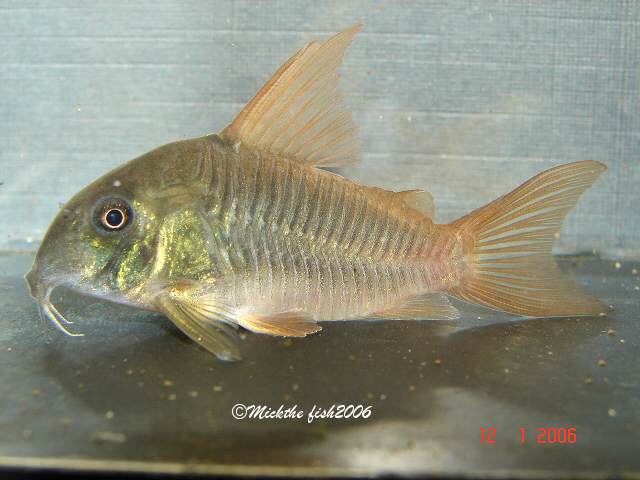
[363,186,436,221]
[220,25,363,167]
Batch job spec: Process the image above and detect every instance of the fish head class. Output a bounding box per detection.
[25,155,164,335]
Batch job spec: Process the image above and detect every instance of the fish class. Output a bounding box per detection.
[25,25,607,360]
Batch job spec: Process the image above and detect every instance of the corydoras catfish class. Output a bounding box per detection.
[26,26,607,360]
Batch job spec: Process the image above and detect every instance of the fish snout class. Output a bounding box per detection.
[25,259,51,302]
[25,266,42,300]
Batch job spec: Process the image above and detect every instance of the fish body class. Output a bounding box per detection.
[121,135,461,320]
[26,26,607,360]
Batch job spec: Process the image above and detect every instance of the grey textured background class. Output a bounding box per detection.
[1,1,638,257]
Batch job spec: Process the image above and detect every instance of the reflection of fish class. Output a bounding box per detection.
[25,25,607,360]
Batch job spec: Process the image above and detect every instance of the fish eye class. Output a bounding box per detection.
[104,208,125,229]
[93,197,134,233]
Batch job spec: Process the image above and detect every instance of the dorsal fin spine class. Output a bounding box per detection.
[234,51,301,139]
[252,49,325,145]
[253,38,341,145]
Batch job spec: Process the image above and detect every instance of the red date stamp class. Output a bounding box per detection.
[481,427,576,445]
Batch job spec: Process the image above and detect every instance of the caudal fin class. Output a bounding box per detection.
[450,160,607,317]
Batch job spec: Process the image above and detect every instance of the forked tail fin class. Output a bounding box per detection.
[449,160,607,317]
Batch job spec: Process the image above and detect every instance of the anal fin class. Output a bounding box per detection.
[239,310,322,337]
[370,293,459,321]
[155,286,242,361]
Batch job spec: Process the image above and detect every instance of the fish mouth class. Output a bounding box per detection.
[25,269,84,338]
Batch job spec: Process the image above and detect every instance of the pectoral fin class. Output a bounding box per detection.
[155,287,242,361]
[239,310,322,337]
[370,293,460,321]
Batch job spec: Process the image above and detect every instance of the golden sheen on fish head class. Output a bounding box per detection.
[26,159,155,308]
[25,137,212,332]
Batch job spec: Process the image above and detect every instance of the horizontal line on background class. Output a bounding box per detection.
[0,61,626,72]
